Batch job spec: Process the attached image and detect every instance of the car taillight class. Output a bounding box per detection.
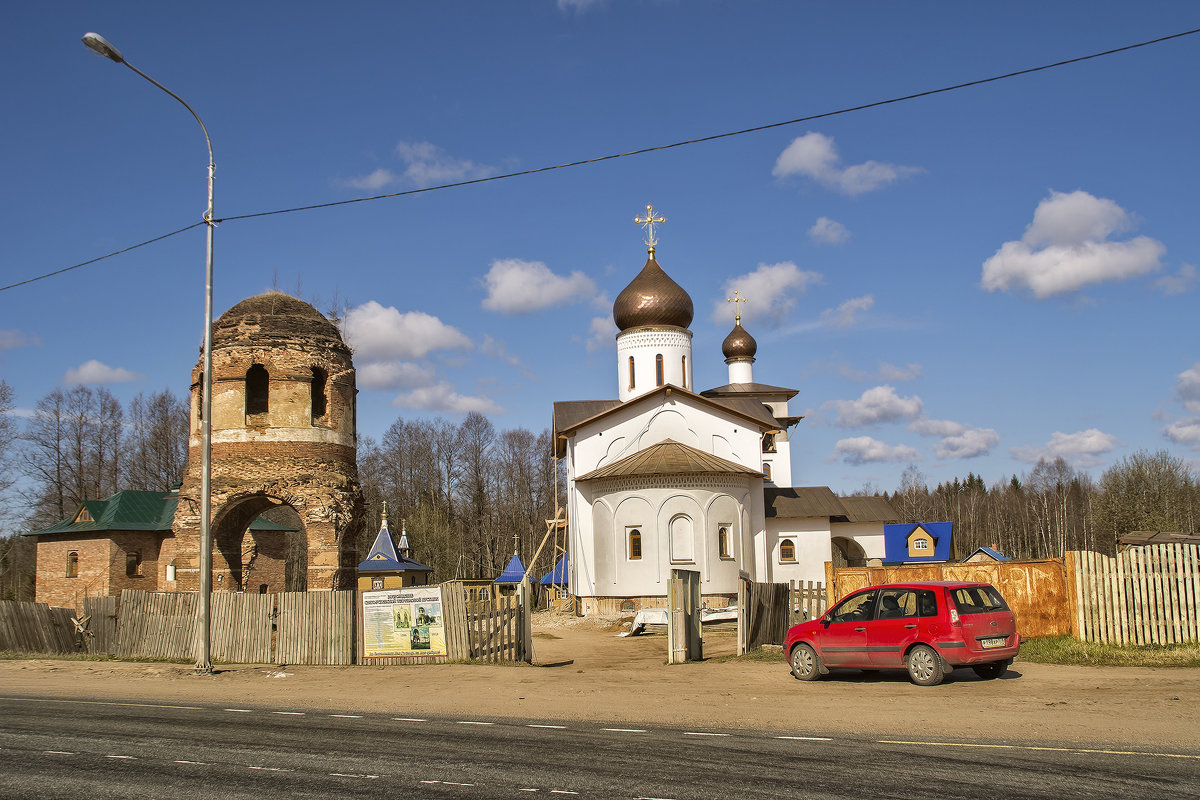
[950,608,961,626]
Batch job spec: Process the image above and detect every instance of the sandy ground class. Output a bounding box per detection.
[2,613,1198,752]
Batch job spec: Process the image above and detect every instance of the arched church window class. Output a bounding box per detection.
[655,354,664,386]
[628,529,642,560]
[669,515,694,563]
[311,366,328,421]
[197,372,204,421]
[628,356,635,390]
[246,364,269,415]
[779,538,796,563]
[66,551,78,578]
[718,525,731,559]
[763,462,772,481]
[682,356,687,389]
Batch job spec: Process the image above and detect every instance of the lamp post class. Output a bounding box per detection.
[82,32,216,674]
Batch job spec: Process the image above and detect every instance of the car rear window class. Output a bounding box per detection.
[950,585,1009,614]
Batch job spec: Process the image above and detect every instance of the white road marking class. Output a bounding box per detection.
[550,791,579,795]
[329,714,362,718]
[456,721,494,725]
[776,735,833,741]
[528,724,567,729]
[879,740,1200,760]
[105,755,136,760]
[174,760,212,765]
[393,717,427,722]
[602,728,647,733]
[43,751,74,755]
[224,708,253,713]
[330,773,380,779]
[421,780,475,786]
[683,732,729,737]
[272,711,305,716]
[249,766,294,772]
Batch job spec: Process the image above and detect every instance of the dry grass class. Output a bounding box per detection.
[1019,635,1200,667]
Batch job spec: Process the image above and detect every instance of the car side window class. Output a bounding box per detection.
[877,589,918,620]
[916,589,938,617]
[828,590,877,623]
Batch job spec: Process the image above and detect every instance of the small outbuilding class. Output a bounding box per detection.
[356,506,432,591]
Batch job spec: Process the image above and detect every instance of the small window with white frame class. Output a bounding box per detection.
[627,528,643,560]
[779,538,796,563]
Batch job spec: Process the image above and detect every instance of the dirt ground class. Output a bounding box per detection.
[3,612,1198,752]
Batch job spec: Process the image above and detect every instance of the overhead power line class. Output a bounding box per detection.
[3,25,1197,294]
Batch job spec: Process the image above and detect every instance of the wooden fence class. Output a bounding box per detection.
[0,600,78,654]
[1068,544,1200,645]
[82,596,118,654]
[828,558,1072,638]
[737,575,789,653]
[789,580,827,623]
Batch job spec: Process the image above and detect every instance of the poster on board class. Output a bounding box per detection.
[362,585,447,657]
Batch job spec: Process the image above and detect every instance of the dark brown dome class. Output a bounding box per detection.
[213,292,347,352]
[613,255,694,331]
[722,321,757,360]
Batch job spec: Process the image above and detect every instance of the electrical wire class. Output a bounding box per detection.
[3,26,1197,294]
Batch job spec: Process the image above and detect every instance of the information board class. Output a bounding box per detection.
[362,586,447,657]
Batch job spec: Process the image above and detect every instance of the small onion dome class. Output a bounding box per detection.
[722,321,757,360]
[613,254,694,331]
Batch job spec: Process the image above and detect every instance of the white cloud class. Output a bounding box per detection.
[481,259,598,314]
[585,315,616,353]
[832,385,923,427]
[0,330,32,350]
[711,262,822,326]
[808,217,850,245]
[981,190,1166,298]
[818,295,874,328]
[833,436,921,465]
[1176,363,1200,414]
[479,334,523,367]
[63,360,143,385]
[878,362,922,381]
[344,301,472,361]
[356,361,436,391]
[1153,264,1197,296]
[1010,428,1121,467]
[910,418,999,459]
[394,141,495,188]
[1164,418,1200,447]
[391,382,502,415]
[341,168,397,192]
[558,0,603,9]
[773,132,921,195]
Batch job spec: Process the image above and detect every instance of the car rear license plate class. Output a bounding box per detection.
[981,637,1006,649]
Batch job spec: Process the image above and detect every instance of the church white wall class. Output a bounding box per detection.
[831,522,887,561]
[765,517,832,584]
[616,327,693,402]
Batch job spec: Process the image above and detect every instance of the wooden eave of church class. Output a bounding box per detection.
[553,385,776,457]
[837,495,901,523]
[764,486,846,519]
[701,381,799,401]
[575,439,763,482]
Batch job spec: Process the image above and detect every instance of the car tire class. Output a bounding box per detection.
[972,661,1009,680]
[789,643,822,681]
[905,645,945,686]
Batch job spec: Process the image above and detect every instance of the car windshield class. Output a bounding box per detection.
[951,585,1009,614]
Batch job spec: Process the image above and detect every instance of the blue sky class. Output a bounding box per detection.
[2,1,1198,497]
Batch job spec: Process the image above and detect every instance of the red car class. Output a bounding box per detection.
[784,581,1020,686]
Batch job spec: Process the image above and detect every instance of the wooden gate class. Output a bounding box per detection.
[277,590,355,666]
[737,575,789,653]
[668,569,702,663]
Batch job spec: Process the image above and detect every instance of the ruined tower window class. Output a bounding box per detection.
[126,550,142,577]
[66,551,79,578]
[311,366,328,421]
[628,356,635,390]
[246,364,269,415]
[655,354,664,387]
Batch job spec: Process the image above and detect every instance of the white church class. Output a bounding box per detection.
[552,208,898,616]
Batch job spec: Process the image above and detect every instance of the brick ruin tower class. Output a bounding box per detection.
[171,292,364,592]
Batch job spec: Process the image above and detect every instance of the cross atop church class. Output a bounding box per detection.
[727,290,748,324]
[634,204,666,251]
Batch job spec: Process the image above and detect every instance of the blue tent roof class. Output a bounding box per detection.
[540,553,568,585]
[358,521,432,573]
[494,554,527,583]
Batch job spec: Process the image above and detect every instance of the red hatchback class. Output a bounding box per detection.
[784,581,1020,686]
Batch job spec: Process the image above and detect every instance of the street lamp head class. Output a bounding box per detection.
[81,32,124,63]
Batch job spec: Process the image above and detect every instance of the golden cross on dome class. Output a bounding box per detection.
[634,204,666,251]
[727,290,748,324]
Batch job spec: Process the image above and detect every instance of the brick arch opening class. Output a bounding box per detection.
[209,494,307,594]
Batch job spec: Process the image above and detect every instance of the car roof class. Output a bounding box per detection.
[856,581,993,590]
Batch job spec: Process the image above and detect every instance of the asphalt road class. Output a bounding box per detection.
[0,695,1196,800]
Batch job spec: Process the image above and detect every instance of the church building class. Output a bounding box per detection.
[553,207,898,616]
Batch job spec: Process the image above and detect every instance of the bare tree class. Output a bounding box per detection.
[125,388,189,491]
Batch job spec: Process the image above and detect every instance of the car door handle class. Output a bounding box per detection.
[854,627,866,632]
[905,624,918,629]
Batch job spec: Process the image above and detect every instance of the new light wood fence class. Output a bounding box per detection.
[789,580,827,623]
[1068,544,1200,645]
[463,589,524,662]
[0,600,78,654]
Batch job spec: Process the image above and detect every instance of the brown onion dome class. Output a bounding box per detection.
[722,321,757,360]
[613,253,694,331]
[213,291,348,353]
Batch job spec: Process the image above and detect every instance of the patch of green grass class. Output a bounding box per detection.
[0,651,193,664]
[1018,635,1200,668]
[709,646,785,664]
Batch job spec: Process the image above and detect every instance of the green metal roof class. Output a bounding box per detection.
[26,490,297,536]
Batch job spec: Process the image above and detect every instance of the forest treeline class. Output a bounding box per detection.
[1,377,1198,600]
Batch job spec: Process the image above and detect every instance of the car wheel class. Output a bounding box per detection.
[972,661,1009,680]
[789,643,822,681]
[905,645,945,686]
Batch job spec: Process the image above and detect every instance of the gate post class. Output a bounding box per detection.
[667,568,701,664]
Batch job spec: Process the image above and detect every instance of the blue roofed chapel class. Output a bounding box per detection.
[552,210,900,616]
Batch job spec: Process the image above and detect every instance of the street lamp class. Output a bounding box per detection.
[82,32,216,675]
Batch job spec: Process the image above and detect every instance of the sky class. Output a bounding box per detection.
[2,1,1199,500]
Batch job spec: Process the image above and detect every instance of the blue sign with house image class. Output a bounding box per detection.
[882,522,954,564]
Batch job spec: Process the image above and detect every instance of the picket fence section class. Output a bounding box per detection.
[277,591,355,666]
[0,600,77,654]
[789,580,828,623]
[82,595,118,654]
[1069,544,1200,645]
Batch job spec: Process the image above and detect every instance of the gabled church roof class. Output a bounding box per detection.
[553,385,778,457]
[576,439,763,481]
[764,487,899,522]
[701,381,799,400]
[540,553,568,585]
[358,517,432,573]
[494,553,527,583]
